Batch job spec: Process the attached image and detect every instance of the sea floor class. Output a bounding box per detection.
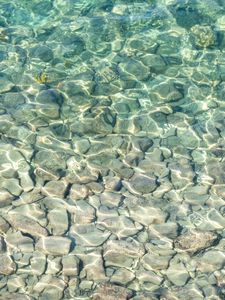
[0,0,225,299]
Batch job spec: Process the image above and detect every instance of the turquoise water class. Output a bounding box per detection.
[0,0,225,299]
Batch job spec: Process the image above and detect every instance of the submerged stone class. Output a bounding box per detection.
[0,254,16,275]
[8,213,48,237]
[30,45,53,62]
[36,236,72,255]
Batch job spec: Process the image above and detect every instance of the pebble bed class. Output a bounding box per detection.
[0,0,225,299]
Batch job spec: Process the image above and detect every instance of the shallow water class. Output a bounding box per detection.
[0,0,225,299]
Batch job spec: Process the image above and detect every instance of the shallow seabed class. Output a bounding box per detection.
[0,0,225,299]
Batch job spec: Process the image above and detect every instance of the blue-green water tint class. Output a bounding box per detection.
[0,0,225,299]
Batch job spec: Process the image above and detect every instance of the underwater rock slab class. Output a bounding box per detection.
[92,283,134,300]
[0,254,16,275]
[175,230,217,254]
[70,224,111,247]
[36,236,71,256]
[103,239,145,268]
[123,173,157,195]
[8,213,48,237]
[47,208,68,235]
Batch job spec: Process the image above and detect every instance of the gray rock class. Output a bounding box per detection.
[197,250,225,273]
[150,222,178,239]
[6,231,34,253]
[99,191,122,207]
[104,239,145,268]
[119,58,149,81]
[0,188,15,207]
[33,276,65,300]
[30,45,53,62]
[0,236,6,253]
[124,197,167,226]
[141,252,171,271]
[41,180,67,198]
[48,208,68,235]
[97,215,142,238]
[175,230,217,254]
[36,236,71,255]
[110,268,135,285]
[0,178,22,196]
[34,150,67,181]
[0,294,33,300]
[8,213,48,237]
[62,255,79,276]
[149,78,183,103]
[0,73,14,93]
[136,268,163,288]
[30,251,47,275]
[123,173,157,195]
[36,89,63,105]
[74,200,95,224]
[70,183,89,200]
[0,254,16,275]
[0,216,10,233]
[166,261,190,286]
[92,283,133,300]
[70,224,110,247]
[76,249,106,282]
[3,92,26,109]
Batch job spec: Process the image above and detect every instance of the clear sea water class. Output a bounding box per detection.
[0,0,225,299]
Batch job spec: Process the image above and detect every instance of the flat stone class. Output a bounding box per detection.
[166,262,190,286]
[30,45,53,62]
[6,231,34,253]
[92,283,133,300]
[99,191,122,207]
[97,215,142,238]
[103,239,145,268]
[136,269,163,288]
[0,237,6,253]
[36,89,63,105]
[197,250,225,272]
[48,208,68,235]
[70,224,110,247]
[175,230,217,254]
[0,74,14,93]
[46,257,62,275]
[41,180,67,198]
[8,213,48,237]
[0,216,10,233]
[123,173,157,195]
[141,252,171,271]
[30,251,47,275]
[150,78,183,103]
[0,188,15,207]
[150,222,178,239]
[34,150,67,181]
[0,254,16,275]
[7,276,26,293]
[124,197,167,226]
[0,294,33,300]
[74,200,95,224]
[62,255,79,276]
[70,183,89,200]
[119,58,149,81]
[34,276,65,300]
[76,249,106,282]
[110,268,135,285]
[36,236,71,255]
